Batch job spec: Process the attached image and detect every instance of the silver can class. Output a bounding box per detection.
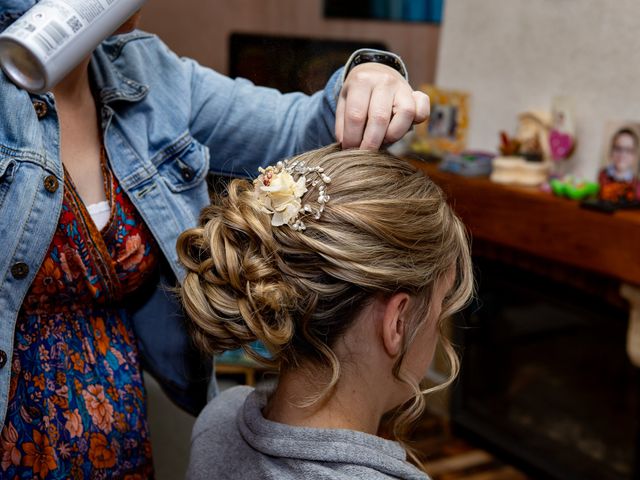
[0,0,147,93]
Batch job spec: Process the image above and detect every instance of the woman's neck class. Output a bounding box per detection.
[51,56,93,103]
[263,367,387,435]
[261,306,408,436]
[49,54,106,206]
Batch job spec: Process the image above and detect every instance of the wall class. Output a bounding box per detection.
[138,0,440,85]
[436,0,640,179]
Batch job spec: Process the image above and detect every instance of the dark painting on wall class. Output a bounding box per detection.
[229,33,387,95]
[324,0,444,23]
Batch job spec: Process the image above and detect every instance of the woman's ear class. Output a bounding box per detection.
[381,292,412,357]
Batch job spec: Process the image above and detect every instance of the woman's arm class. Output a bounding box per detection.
[186,58,338,178]
[184,55,428,178]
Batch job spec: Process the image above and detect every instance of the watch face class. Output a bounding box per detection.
[348,51,406,79]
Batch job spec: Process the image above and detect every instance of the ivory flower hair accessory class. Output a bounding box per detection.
[254,160,332,231]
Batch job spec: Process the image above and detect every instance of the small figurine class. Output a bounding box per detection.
[515,111,553,162]
[492,111,553,186]
[499,131,520,156]
[497,110,553,160]
[549,97,577,162]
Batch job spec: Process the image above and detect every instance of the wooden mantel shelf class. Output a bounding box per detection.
[411,161,640,286]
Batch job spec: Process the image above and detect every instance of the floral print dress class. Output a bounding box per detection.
[0,157,159,479]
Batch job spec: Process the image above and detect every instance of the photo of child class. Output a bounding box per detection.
[598,123,640,203]
[428,104,459,139]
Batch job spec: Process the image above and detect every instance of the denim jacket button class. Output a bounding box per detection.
[181,166,194,181]
[11,262,29,279]
[43,175,59,193]
[32,100,48,119]
[0,350,7,369]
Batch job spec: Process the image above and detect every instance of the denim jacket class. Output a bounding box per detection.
[0,29,340,424]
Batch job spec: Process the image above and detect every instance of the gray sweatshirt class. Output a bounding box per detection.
[187,385,430,479]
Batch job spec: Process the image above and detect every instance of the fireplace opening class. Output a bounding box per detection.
[453,256,637,480]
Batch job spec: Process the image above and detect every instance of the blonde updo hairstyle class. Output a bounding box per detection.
[178,144,473,446]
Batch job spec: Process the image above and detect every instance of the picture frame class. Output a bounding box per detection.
[412,85,470,155]
[597,121,640,203]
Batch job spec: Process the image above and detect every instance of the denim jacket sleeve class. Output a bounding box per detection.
[184,56,341,178]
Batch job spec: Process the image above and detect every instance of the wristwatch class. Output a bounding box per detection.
[343,48,408,82]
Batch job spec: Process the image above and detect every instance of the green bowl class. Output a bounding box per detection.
[550,179,599,200]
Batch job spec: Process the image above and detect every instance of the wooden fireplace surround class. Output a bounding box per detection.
[411,160,640,368]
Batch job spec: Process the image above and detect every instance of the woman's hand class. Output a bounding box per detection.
[335,63,430,150]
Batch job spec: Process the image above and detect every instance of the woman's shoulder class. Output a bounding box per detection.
[188,384,429,480]
[187,386,257,480]
[96,30,180,75]
[93,29,231,109]
[192,385,253,440]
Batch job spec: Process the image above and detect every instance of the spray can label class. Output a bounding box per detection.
[4,0,117,60]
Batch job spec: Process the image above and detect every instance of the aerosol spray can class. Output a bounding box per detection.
[0,0,146,93]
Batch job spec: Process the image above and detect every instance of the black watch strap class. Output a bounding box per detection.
[343,48,408,81]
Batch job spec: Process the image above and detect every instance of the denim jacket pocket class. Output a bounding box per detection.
[0,155,18,210]
[156,136,209,193]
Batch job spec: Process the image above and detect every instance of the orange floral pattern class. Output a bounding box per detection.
[0,423,21,471]
[88,433,117,469]
[117,234,145,271]
[0,172,157,478]
[93,317,110,356]
[63,410,83,439]
[22,430,57,479]
[32,259,63,296]
[82,385,114,434]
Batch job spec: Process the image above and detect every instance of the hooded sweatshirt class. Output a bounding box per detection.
[187,386,430,480]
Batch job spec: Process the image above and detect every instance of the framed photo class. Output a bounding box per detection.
[597,121,640,203]
[412,85,470,155]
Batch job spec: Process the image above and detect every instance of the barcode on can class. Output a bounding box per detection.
[34,20,69,55]
[66,16,82,34]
